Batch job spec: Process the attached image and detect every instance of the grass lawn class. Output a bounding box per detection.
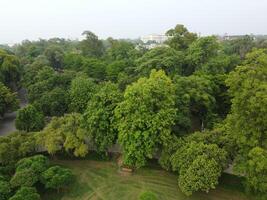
[41,159,249,200]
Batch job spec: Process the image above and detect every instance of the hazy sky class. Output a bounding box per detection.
[1,0,267,44]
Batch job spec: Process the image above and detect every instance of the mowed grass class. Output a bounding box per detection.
[42,159,249,200]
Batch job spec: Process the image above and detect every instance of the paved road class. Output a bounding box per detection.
[0,88,27,136]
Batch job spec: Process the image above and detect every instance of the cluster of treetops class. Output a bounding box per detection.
[0,24,266,199]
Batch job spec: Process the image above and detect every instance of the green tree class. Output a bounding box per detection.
[83,82,122,153]
[82,58,106,81]
[41,166,73,192]
[0,50,21,89]
[15,105,45,132]
[0,132,37,164]
[226,51,267,162]
[0,82,19,117]
[244,147,267,196]
[10,169,38,188]
[165,24,197,50]
[15,155,49,175]
[39,114,88,157]
[115,70,176,168]
[107,40,137,61]
[171,141,227,196]
[37,87,69,116]
[9,187,40,200]
[185,36,220,75]
[136,47,185,76]
[173,74,217,133]
[79,31,104,57]
[10,155,49,188]
[0,179,11,200]
[44,45,64,70]
[69,75,96,113]
[178,155,221,196]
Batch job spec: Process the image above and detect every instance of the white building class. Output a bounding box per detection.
[141,34,168,44]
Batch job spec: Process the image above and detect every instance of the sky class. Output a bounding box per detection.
[0,0,267,44]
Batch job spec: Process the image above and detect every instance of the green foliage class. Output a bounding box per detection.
[226,50,267,158]
[171,141,227,173]
[165,24,197,50]
[173,74,217,133]
[0,50,21,88]
[171,141,227,196]
[44,45,64,70]
[139,191,158,200]
[69,75,96,113]
[0,179,11,200]
[0,132,37,164]
[116,70,176,168]
[136,47,185,76]
[83,82,122,152]
[37,87,69,116]
[106,60,128,82]
[0,82,19,117]
[200,54,240,75]
[9,186,40,200]
[185,36,220,75]
[80,31,104,57]
[15,104,45,132]
[223,35,254,59]
[10,168,39,188]
[39,113,88,157]
[107,40,137,61]
[159,136,183,171]
[10,155,49,188]
[178,155,221,196]
[41,166,73,191]
[15,155,49,174]
[244,147,267,195]
[82,58,106,81]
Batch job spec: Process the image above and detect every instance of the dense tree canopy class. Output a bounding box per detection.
[226,49,267,196]
[15,104,45,132]
[0,82,18,117]
[39,113,88,157]
[116,70,177,168]
[83,82,122,152]
[136,47,185,76]
[79,31,104,57]
[165,24,197,51]
[9,187,40,200]
[69,75,96,113]
[41,166,73,192]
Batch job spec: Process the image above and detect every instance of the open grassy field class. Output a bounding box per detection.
[42,159,249,200]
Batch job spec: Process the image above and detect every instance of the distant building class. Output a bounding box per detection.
[141,34,168,44]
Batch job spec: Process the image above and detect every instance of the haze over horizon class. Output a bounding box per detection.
[1,0,267,44]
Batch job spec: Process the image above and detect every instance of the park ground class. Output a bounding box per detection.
[42,157,250,200]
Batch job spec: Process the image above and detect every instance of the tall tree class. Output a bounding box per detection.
[165,24,197,51]
[44,45,64,70]
[226,49,267,196]
[69,75,96,113]
[136,47,185,76]
[83,82,122,153]
[80,31,104,57]
[115,70,176,168]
